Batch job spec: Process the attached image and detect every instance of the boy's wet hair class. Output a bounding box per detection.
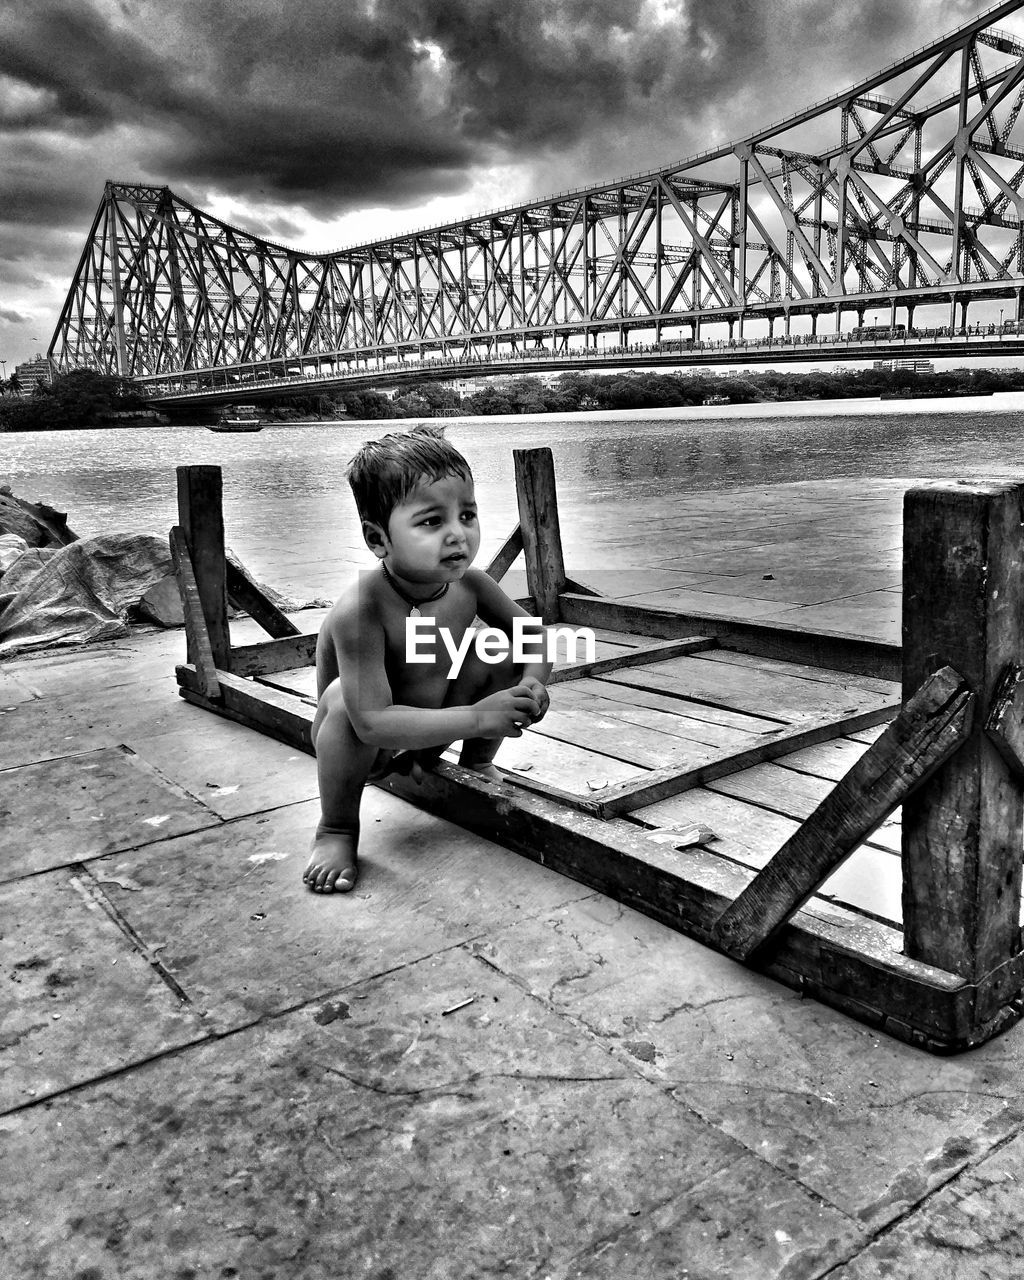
[347,427,473,529]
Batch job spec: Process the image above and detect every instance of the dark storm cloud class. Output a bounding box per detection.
[0,0,991,239]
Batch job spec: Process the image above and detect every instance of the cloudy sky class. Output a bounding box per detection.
[0,0,1008,369]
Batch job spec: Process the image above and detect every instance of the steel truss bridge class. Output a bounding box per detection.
[49,0,1024,405]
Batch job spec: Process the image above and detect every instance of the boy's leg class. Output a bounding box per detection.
[304,679,378,893]
[444,649,525,780]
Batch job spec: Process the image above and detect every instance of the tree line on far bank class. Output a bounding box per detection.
[4,363,1024,431]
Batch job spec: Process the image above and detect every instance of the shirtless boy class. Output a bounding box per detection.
[303,430,551,893]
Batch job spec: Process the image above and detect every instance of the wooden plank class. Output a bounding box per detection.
[558,593,901,680]
[903,483,1024,982]
[176,465,230,670]
[985,662,1024,782]
[710,665,975,962]
[700,648,900,698]
[709,761,902,856]
[632,787,904,926]
[493,769,604,814]
[588,700,900,817]
[257,666,318,702]
[580,676,783,735]
[600,654,890,723]
[496,728,639,795]
[547,636,716,684]
[225,557,301,639]
[514,448,565,624]
[176,664,313,751]
[229,633,319,677]
[586,628,656,648]
[484,524,523,582]
[525,702,718,770]
[168,527,220,700]
[769,736,873,782]
[556,682,778,751]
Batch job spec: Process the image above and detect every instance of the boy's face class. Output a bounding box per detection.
[364,471,481,586]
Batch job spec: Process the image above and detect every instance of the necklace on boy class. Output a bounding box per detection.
[380,562,449,617]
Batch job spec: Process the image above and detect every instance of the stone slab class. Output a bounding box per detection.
[0,746,221,882]
[0,670,39,708]
[615,587,803,619]
[559,1152,865,1279]
[0,947,859,1280]
[469,893,1024,1230]
[776,594,902,643]
[0,677,213,770]
[685,568,901,606]
[0,869,207,1111]
[826,1123,1024,1277]
[126,716,319,820]
[89,793,594,1030]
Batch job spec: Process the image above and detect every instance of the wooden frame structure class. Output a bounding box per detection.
[172,455,1024,1053]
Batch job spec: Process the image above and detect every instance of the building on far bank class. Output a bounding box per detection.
[873,357,934,374]
[15,352,56,388]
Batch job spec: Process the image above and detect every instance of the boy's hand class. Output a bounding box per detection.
[473,684,543,739]
[520,676,550,723]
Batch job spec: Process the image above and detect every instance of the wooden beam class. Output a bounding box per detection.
[176,465,230,670]
[229,633,319,677]
[547,636,716,684]
[588,699,901,817]
[225,556,301,639]
[176,664,313,751]
[169,527,220,699]
[985,662,1024,782]
[558,593,901,680]
[710,666,974,962]
[514,448,566,624]
[484,524,523,582]
[902,482,1024,982]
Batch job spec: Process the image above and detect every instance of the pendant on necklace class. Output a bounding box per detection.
[409,606,421,617]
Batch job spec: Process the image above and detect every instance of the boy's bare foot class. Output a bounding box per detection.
[304,826,358,893]
[463,761,502,782]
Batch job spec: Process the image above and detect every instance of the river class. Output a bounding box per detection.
[5,394,1024,598]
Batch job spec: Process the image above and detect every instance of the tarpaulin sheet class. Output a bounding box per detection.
[0,532,173,657]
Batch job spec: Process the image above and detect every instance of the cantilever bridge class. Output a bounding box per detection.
[49,0,1024,406]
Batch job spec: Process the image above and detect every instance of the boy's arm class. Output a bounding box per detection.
[329,594,538,749]
[467,570,552,718]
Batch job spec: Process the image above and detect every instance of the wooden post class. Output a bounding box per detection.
[902,481,1024,982]
[169,527,221,699]
[176,465,231,671]
[513,448,566,624]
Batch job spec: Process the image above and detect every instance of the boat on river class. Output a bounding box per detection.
[209,405,263,433]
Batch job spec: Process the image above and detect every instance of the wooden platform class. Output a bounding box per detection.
[170,456,1024,1054]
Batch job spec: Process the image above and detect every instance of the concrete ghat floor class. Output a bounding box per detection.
[4,478,1024,1278]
